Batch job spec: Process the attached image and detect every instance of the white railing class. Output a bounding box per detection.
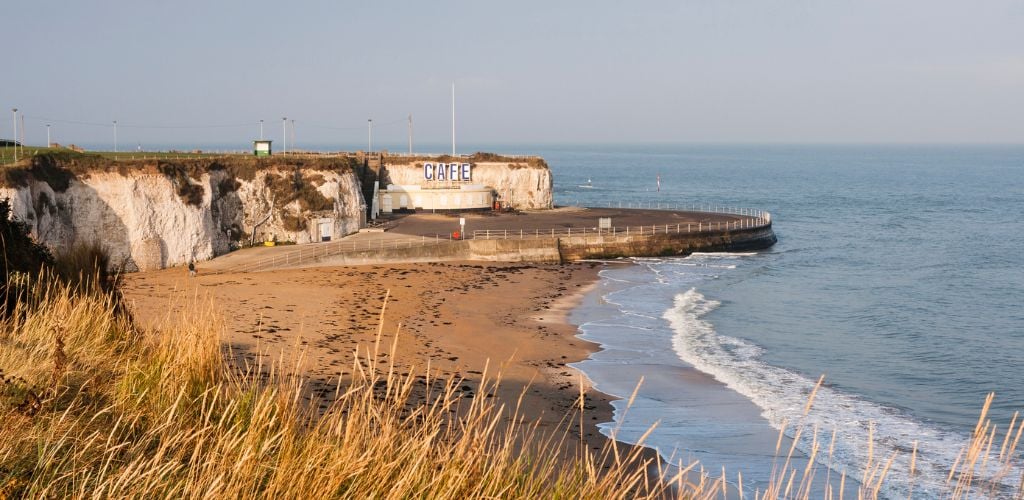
[218,205,772,273]
[471,213,771,241]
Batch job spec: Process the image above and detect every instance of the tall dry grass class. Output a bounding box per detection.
[0,273,674,498]
[0,270,1020,499]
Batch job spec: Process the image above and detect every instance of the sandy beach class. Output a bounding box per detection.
[123,261,619,454]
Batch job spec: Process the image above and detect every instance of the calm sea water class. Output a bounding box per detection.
[531,144,1023,497]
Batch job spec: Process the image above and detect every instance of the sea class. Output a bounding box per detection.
[532,144,1023,498]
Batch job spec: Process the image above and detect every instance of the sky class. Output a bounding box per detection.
[2,0,1023,149]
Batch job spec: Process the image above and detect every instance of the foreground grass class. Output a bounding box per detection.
[0,271,1020,498]
[0,275,679,498]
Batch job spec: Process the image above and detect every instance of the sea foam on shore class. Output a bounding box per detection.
[572,253,1021,498]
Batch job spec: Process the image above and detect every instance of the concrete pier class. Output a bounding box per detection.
[203,207,776,272]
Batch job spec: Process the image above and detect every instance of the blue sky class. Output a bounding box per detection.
[2,0,1022,149]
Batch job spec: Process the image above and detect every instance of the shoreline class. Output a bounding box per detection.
[123,261,626,456]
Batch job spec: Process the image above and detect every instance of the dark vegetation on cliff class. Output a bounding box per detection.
[0,199,119,318]
[0,152,356,210]
[384,152,548,169]
[263,170,336,232]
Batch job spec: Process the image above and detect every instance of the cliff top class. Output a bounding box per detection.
[383,152,548,169]
[0,151,363,192]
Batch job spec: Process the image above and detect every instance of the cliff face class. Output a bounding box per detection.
[0,155,365,271]
[380,159,553,210]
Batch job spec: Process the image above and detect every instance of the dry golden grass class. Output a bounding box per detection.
[0,272,1020,499]
[0,275,673,498]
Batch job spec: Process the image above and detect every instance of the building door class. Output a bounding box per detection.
[319,221,332,242]
[399,194,409,209]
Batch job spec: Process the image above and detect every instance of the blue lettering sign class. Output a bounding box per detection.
[423,162,472,181]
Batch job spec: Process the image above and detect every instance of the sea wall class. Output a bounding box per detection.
[380,157,553,210]
[0,155,365,270]
[556,225,777,260]
[267,224,776,269]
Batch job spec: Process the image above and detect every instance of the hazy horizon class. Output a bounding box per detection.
[3,0,1022,149]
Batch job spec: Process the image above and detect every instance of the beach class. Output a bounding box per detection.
[123,261,619,455]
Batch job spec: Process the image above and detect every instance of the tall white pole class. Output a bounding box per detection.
[11,108,17,162]
[282,117,287,154]
[367,119,373,152]
[451,82,456,156]
[46,124,50,148]
[259,119,264,140]
[113,120,118,153]
[408,113,413,155]
[290,119,295,151]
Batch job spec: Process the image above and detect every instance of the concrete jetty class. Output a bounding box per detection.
[203,206,776,272]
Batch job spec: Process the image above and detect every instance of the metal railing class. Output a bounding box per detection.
[471,213,771,241]
[218,205,772,273]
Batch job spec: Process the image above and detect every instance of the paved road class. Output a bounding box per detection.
[385,206,741,237]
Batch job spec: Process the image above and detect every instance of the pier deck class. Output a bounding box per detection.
[202,207,774,273]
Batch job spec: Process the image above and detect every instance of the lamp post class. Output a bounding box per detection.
[367,119,373,152]
[290,119,295,151]
[46,124,50,148]
[259,119,264,140]
[281,117,287,154]
[113,120,118,153]
[11,108,17,162]
[451,82,456,156]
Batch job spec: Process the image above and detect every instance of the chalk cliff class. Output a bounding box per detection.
[0,155,365,271]
[380,155,553,210]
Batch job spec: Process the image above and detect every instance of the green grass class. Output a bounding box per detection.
[0,147,230,166]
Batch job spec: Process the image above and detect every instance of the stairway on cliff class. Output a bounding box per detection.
[356,153,384,218]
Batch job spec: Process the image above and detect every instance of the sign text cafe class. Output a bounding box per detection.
[423,162,472,182]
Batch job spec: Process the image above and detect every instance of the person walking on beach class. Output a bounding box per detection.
[188,261,196,278]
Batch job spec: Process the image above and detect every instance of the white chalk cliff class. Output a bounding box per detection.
[0,158,364,271]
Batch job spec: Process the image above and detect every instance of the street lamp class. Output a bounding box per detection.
[281,117,287,154]
[46,124,51,148]
[367,119,373,152]
[113,120,118,153]
[11,108,17,162]
[259,119,264,140]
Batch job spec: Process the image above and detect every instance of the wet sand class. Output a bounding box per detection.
[123,261,617,453]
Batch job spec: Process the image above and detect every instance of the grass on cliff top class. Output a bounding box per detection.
[0,147,225,166]
[384,151,549,169]
[0,262,1020,498]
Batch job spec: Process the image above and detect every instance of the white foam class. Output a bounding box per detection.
[664,288,1022,498]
